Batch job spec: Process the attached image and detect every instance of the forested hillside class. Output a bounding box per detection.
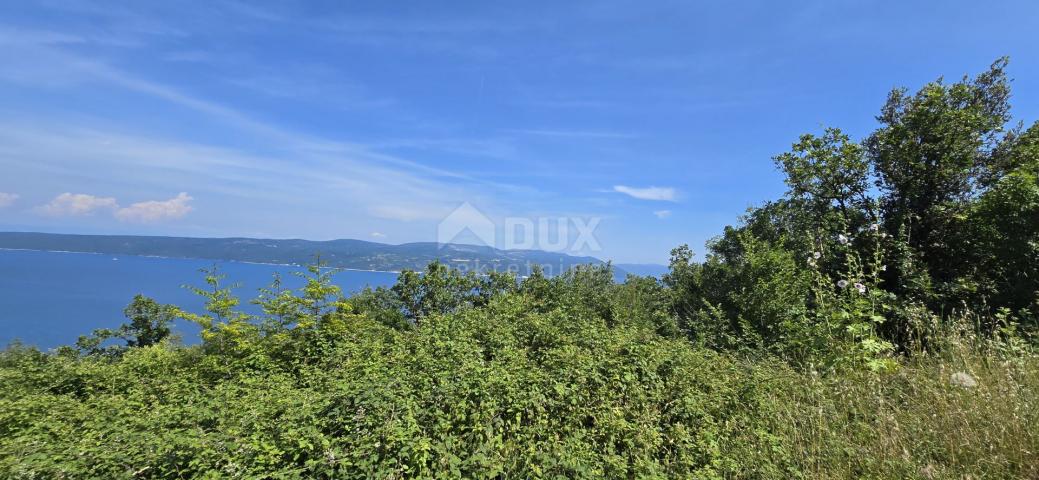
[0,232,615,277]
[1,59,1037,478]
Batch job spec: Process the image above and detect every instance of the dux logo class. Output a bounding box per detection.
[437,202,496,248]
[436,202,602,252]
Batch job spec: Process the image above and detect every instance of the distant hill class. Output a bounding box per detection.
[0,232,640,278]
[614,263,670,278]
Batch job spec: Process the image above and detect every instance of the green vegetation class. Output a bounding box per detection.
[2,60,1037,478]
[0,233,614,277]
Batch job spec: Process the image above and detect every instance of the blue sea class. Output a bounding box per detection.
[0,249,399,349]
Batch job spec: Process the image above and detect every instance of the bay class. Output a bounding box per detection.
[0,249,399,349]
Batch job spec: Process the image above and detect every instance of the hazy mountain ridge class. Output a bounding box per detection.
[612,263,670,278]
[0,232,663,278]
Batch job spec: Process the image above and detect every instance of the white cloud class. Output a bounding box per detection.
[115,192,193,223]
[0,192,19,208]
[37,193,118,216]
[653,210,672,219]
[613,185,676,201]
[370,231,386,238]
[33,191,194,223]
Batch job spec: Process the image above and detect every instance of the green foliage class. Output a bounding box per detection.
[2,261,1036,478]
[963,123,1039,324]
[350,261,523,330]
[75,294,176,356]
[610,274,678,337]
[662,58,1038,368]
[176,267,260,357]
[775,127,874,228]
[393,261,480,322]
[866,58,1013,297]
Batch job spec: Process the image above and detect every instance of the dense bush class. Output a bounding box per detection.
[2,264,1036,478]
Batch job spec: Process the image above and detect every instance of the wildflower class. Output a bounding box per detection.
[879,264,887,272]
[813,251,821,259]
[869,223,880,232]
[838,234,849,245]
[837,279,849,288]
[854,282,866,294]
[950,372,978,388]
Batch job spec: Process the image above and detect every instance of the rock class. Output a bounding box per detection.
[950,372,978,388]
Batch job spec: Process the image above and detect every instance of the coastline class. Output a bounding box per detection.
[0,248,402,274]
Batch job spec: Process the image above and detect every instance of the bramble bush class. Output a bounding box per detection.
[2,262,1036,478]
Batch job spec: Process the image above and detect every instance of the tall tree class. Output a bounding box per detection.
[865,58,1012,290]
[775,127,874,229]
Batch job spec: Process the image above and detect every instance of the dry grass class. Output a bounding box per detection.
[754,340,1039,479]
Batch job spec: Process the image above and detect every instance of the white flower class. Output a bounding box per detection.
[838,234,849,245]
[879,265,887,272]
[837,280,849,288]
[869,223,880,232]
[950,372,978,388]
[813,251,822,259]
[854,282,866,294]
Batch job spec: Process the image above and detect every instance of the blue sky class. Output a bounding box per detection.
[0,1,1037,264]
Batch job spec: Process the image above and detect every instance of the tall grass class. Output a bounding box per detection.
[738,324,1039,479]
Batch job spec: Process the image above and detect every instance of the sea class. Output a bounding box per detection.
[0,249,399,349]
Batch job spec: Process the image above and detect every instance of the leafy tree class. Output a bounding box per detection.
[663,244,702,328]
[610,273,677,336]
[964,122,1039,323]
[120,294,175,347]
[866,58,1012,293]
[350,285,410,330]
[355,261,522,326]
[76,294,175,355]
[519,263,554,311]
[775,127,875,229]
[392,261,485,322]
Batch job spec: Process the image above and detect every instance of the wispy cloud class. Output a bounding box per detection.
[613,185,676,201]
[373,137,516,159]
[369,204,451,222]
[0,16,624,250]
[115,192,193,223]
[0,192,19,208]
[221,62,397,110]
[36,193,118,216]
[0,29,530,226]
[370,231,386,238]
[0,118,501,230]
[503,129,638,139]
[653,209,672,219]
